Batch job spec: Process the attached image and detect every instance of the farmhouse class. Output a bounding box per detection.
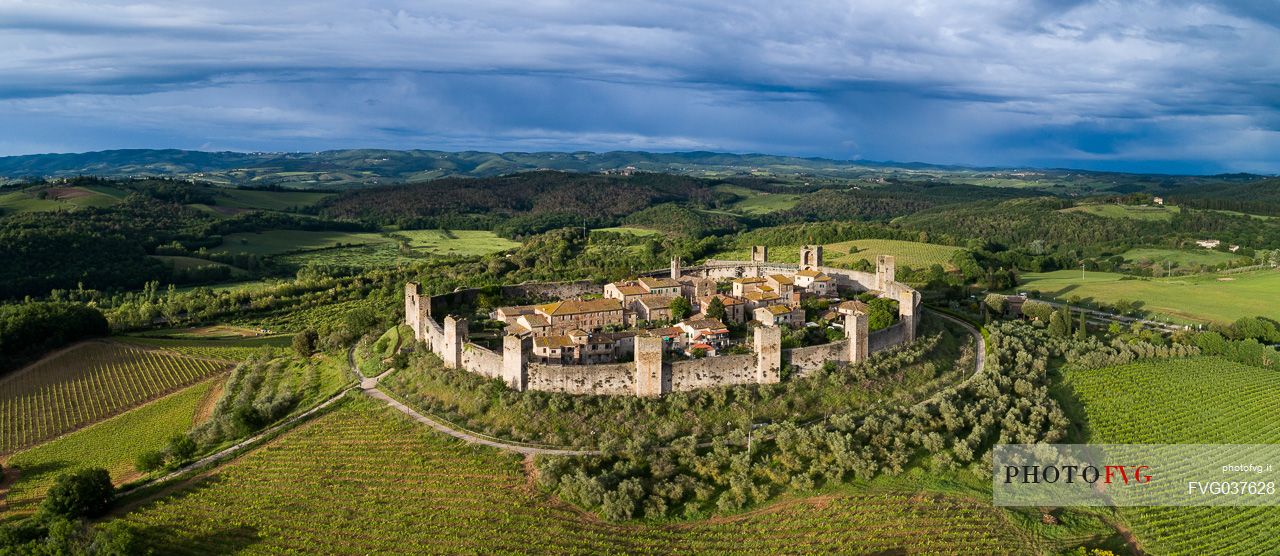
[755,304,803,327]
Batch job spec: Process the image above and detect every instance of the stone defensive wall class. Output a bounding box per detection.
[404,253,923,397]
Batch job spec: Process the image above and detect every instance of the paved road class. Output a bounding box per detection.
[1035,299,1187,333]
[924,308,986,377]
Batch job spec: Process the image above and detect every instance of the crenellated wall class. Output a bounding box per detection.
[403,248,924,397]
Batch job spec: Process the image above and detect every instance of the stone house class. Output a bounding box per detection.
[532,329,623,365]
[637,276,681,296]
[677,317,731,352]
[755,304,803,327]
[793,269,834,297]
[534,298,624,331]
[635,294,677,323]
[698,293,747,324]
[731,276,767,297]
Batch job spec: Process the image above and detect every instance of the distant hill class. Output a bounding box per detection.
[0,148,969,188]
[0,148,1272,195]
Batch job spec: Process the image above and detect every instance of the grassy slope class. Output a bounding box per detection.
[714,184,803,214]
[214,189,334,211]
[1065,357,1280,555]
[276,229,517,267]
[1,381,214,520]
[211,230,390,256]
[715,239,962,271]
[151,255,244,273]
[1061,204,1180,221]
[117,396,1029,554]
[1015,269,1280,324]
[1121,247,1246,267]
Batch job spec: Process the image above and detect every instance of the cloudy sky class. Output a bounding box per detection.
[1,0,1278,173]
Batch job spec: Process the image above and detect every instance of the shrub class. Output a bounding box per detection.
[41,468,114,519]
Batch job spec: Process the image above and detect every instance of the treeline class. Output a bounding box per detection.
[900,197,1280,263]
[1167,178,1280,217]
[0,189,373,299]
[761,181,1037,225]
[0,302,108,375]
[318,171,731,230]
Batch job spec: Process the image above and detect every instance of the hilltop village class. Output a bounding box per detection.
[404,246,922,396]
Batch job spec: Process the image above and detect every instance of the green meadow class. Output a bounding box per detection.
[1015,268,1280,323]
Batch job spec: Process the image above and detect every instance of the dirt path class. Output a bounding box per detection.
[193,376,227,425]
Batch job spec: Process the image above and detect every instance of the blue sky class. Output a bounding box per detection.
[1,1,1278,174]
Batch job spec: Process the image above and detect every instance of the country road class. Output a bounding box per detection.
[135,311,989,488]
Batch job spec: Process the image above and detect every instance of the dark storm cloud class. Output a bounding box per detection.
[0,0,1276,173]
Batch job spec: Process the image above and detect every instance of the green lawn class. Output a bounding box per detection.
[713,184,802,214]
[395,229,519,257]
[591,226,662,237]
[1065,357,1280,555]
[1015,268,1280,323]
[1121,247,1246,268]
[715,239,962,271]
[1,381,213,519]
[212,230,391,256]
[1061,204,1180,221]
[215,189,335,211]
[151,255,244,273]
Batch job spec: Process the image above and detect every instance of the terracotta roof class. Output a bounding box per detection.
[537,298,622,316]
[762,305,793,316]
[795,269,822,277]
[691,343,714,351]
[837,300,870,314]
[638,294,677,310]
[768,274,794,285]
[644,326,685,338]
[812,274,832,281]
[744,291,781,302]
[638,276,680,290]
[615,284,648,296]
[519,314,549,327]
[496,305,536,316]
[733,277,766,284]
[682,317,728,331]
[534,335,573,349]
[704,294,745,306]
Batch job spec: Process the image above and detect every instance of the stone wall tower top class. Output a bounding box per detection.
[800,245,823,270]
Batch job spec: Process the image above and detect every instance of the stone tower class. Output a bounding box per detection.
[845,310,869,364]
[754,325,782,384]
[800,245,823,270]
[898,289,918,342]
[442,316,467,369]
[404,282,431,342]
[635,336,665,396]
[670,255,681,280]
[751,245,768,263]
[502,335,528,391]
[876,255,896,292]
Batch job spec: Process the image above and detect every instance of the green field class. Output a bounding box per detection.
[1062,204,1180,221]
[1015,269,1280,323]
[1,381,213,519]
[592,226,662,237]
[117,396,1027,554]
[214,189,334,211]
[395,229,519,257]
[1065,357,1280,554]
[151,255,244,273]
[0,186,124,214]
[212,230,390,257]
[1121,247,1246,268]
[275,229,518,267]
[0,342,228,453]
[714,184,802,214]
[715,239,963,271]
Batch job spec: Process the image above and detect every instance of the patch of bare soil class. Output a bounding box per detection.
[195,376,228,425]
